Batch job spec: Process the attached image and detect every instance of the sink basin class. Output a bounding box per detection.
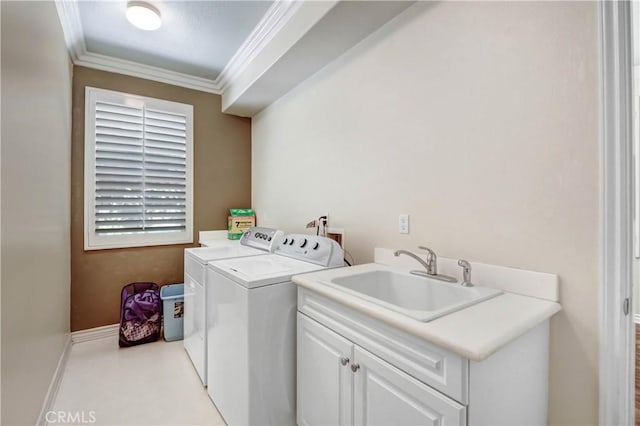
[324,269,502,322]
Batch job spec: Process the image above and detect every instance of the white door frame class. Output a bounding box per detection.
[599,1,635,425]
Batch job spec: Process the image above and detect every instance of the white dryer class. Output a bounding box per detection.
[183,227,283,385]
[206,234,344,426]
[199,230,235,247]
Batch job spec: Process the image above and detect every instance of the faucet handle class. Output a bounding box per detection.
[418,246,437,275]
[458,259,473,287]
[418,246,435,256]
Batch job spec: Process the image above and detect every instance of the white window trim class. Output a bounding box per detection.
[598,1,635,425]
[84,87,194,250]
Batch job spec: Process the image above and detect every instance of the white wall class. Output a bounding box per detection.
[1,2,72,424]
[253,2,598,424]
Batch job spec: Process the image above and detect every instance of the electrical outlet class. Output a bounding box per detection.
[399,214,409,234]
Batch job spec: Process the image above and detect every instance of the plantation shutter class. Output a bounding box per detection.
[86,87,192,250]
[143,109,188,233]
[94,103,187,235]
[94,101,145,234]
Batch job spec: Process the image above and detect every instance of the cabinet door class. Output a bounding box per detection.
[353,347,466,426]
[297,313,353,426]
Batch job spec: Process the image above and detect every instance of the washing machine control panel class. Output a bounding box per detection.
[240,227,285,252]
[276,234,344,267]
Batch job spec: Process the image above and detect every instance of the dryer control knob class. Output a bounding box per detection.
[298,238,307,248]
[313,242,320,250]
[289,239,295,245]
[282,238,289,245]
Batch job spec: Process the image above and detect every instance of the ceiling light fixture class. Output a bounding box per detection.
[126,1,161,31]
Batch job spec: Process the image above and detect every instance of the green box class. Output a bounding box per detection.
[228,209,256,239]
[229,208,255,216]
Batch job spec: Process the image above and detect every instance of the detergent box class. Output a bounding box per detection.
[228,209,256,240]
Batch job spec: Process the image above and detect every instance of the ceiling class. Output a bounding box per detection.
[76,0,272,81]
[56,0,416,116]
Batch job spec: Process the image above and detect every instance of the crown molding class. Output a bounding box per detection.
[53,0,299,96]
[54,0,86,61]
[214,0,302,91]
[75,51,220,94]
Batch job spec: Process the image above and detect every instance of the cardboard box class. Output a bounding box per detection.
[228,209,256,240]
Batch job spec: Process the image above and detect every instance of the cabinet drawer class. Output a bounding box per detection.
[185,253,205,284]
[298,289,468,404]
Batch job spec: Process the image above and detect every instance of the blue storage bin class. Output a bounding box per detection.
[160,283,184,341]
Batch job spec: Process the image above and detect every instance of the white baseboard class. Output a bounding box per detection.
[36,335,72,426]
[70,323,119,344]
[36,325,120,425]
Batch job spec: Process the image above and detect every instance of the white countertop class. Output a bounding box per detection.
[292,263,562,361]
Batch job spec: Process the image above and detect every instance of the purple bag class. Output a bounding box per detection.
[119,282,161,347]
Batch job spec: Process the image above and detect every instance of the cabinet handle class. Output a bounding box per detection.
[340,357,350,366]
[350,363,360,373]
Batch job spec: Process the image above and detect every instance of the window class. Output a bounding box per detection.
[84,87,193,250]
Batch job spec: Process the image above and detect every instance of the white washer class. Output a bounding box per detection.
[184,227,284,385]
[206,234,344,426]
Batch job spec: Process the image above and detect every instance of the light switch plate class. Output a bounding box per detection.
[398,214,409,234]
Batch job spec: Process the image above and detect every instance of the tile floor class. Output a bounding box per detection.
[50,336,225,425]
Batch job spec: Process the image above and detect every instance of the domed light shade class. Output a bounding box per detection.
[126,2,161,31]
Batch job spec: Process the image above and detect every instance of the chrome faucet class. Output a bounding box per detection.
[394,246,457,283]
[394,247,436,275]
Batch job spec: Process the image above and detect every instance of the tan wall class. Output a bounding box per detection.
[1,2,73,424]
[71,67,251,331]
[252,2,599,424]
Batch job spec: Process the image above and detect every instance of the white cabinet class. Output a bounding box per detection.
[297,314,465,426]
[297,313,353,426]
[353,346,465,426]
[297,288,550,426]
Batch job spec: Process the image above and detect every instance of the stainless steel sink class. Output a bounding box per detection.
[325,269,502,322]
